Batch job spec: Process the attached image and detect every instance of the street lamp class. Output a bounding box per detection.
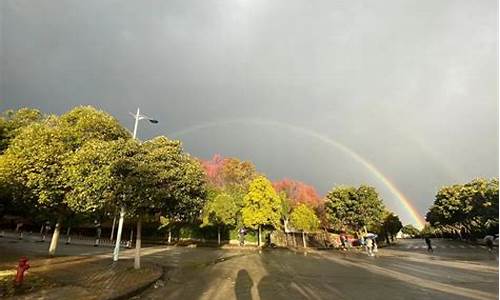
[113,107,158,262]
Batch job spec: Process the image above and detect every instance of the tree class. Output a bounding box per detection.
[426,178,499,239]
[289,204,320,248]
[242,176,282,246]
[0,108,45,152]
[401,224,420,237]
[221,158,258,188]
[273,178,322,232]
[202,191,239,245]
[0,106,129,256]
[201,154,258,191]
[324,186,357,231]
[382,212,403,243]
[65,136,207,268]
[325,185,385,233]
[273,178,322,208]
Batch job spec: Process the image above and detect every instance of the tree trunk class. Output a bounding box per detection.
[217,226,221,245]
[302,231,307,248]
[113,206,126,261]
[129,229,134,247]
[258,226,261,247]
[168,228,172,244]
[49,216,63,256]
[134,218,142,269]
[110,213,117,241]
[66,227,71,244]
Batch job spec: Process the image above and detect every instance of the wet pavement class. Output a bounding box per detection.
[135,239,498,300]
[0,237,498,300]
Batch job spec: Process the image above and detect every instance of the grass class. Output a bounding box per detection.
[0,269,57,297]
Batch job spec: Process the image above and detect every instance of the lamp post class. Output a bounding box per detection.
[113,108,158,262]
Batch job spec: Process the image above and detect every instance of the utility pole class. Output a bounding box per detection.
[113,108,157,262]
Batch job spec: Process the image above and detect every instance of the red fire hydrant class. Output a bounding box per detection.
[14,256,30,285]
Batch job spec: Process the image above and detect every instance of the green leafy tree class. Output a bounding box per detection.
[401,224,420,237]
[202,191,239,245]
[382,212,403,243]
[289,204,320,248]
[65,136,206,268]
[0,106,129,256]
[242,176,282,246]
[0,108,45,152]
[325,185,385,233]
[426,178,498,239]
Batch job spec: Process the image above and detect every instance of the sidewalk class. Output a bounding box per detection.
[1,255,163,300]
[0,230,130,248]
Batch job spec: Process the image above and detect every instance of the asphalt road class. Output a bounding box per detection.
[1,237,497,300]
[133,239,498,300]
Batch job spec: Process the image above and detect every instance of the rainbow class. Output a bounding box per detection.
[171,119,426,229]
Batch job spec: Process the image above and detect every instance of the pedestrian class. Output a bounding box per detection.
[424,237,433,253]
[339,234,346,251]
[15,221,24,240]
[239,228,246,246]
[485,237,494,253]
[360,236,366,251]
[366,238,374,256]
[94,220,102,247]
[41,221,51,242]
[373,239,378,254]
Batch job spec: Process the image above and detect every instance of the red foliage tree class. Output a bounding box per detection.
[200,154,225,186]
[200,154,257,189]
[273,178,322,208]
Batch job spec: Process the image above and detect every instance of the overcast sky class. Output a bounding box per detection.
[1,0,497,226]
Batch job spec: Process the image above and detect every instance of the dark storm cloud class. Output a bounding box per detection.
[0,0,497,225]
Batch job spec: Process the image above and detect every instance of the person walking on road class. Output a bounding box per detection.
[484,236,494,253]
[366,238,374,256]
[94,220,102,247]
[239,228,246,246]
[425,237,433,253]
[339,234,346,251]
[41,221,51,242]
[15,221,24,240]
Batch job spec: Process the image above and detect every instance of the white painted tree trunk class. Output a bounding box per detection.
[110,214,117,241]
[134,218,141,269]
[168,228,172,244]
[258,226,262,247]
[113,207,126,261]
[217,226,221,245]
[49,217,62,256]
[302,231,307,248]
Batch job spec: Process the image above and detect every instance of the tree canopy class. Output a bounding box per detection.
[0,108,45,152]
[325,185,385,232]
[289,204,320,233]
[426,178,498,238]
[242,176,282,230]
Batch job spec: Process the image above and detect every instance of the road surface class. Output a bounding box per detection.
[134,239,498,300]
[0,237,497,300]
